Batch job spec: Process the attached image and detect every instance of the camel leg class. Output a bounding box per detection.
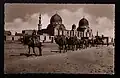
[80,45,82,50]
[28,46,30,55]
[78,45,80,50]
[69,45,71,50]
[60,47,61,53]
[62,45,64,53]
[72,45,74,51]
[96,43,98,47]
[81,44,83,49]
[69,45,70,50]
[66,45,67,52]
[62,46,64,50]
[82,45,84,49]
[90,44,92,48]
[59,46,61,53]
[78,44,80,50]
[76,45,77,51]
[79,44,80,50]
[70,45,72,50]
[76,45,79,50]
[75,45,77,51]
[88,44,90,48]
[63,45,65,53]
[67,45,69,50]
[75,45,77,50]
[84,44,86,49]
[81,45,83,49]
[83,45,85,49]
[32,47,36,56]
[38,47,42,56]
[64,45,67,52]
[77,45,79,50]
[85,44,87,48]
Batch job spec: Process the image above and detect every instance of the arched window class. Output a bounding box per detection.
[12,37,14,41]
[44,36,46,40]
[49,36,51,39]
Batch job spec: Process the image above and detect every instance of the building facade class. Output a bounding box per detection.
[38,13,66,36]
[36,13,94,43]
[39,13,93,39]
[52,16,93,39]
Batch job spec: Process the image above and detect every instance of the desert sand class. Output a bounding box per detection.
[4,42,114,74]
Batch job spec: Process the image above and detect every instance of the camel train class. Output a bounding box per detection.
[21,30,110,56]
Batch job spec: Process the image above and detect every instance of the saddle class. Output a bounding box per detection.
[30,36,40,44]
[33,38,39,44]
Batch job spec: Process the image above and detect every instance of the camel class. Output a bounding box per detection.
[23,30,43,56]
[27,36,43,56]
[54,35,68,53]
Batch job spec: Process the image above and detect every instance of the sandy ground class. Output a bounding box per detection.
[4,41,114,74]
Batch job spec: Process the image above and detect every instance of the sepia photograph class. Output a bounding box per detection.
[4,4,115,74]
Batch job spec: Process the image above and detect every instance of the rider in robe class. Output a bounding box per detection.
[32,30,39,44]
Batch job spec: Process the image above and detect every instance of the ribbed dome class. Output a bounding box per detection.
[79,17,89,27]
[77,17,89,32]
[50,13,62,24]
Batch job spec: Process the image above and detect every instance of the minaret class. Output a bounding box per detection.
[56,10,58,14]
[97,30,98,36]
[83,15,85,18]
[38,14,42,31]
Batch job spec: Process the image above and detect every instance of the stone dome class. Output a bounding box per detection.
[50,13,62,24]
[79,17,89,27]
[77,17,89,31]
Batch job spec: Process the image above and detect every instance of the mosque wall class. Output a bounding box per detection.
[53,29,93,38]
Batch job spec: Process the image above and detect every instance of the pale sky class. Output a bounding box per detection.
[4,4,115,38]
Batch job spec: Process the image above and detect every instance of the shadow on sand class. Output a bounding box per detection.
[51,50,60,53]
[10,53,41,57]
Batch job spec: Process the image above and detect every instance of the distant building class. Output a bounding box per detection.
[36,13,66,42]
[20,13,111,43]
[22,30,37,35]
[77,17,93,38]
[38,13,66,36]
[38,13,93,37]
[5,35,21,41]
[4,30,11,36]
[4,31,23,41]
[15,32,23,40]
[4,30,11,41]
[36,13,94,43]
[15,32,23,36]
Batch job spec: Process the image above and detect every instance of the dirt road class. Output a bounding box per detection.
[4,42,114,74]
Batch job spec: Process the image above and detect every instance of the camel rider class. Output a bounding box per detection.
[66,35,69,40]
[32,30,39,44]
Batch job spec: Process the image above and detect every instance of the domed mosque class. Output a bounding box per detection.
[37,12,66,43]
[77,16,89,32]
[47,13,66,36]
[38,13,93,40]
[77,16,93,37]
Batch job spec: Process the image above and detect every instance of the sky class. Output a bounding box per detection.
[4,4,115,38]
